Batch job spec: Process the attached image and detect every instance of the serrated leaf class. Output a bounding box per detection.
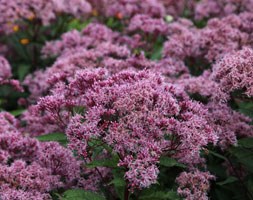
[62,189,105,200]
[217,176,238,186]
[159,156,186,168]
[36,132,67,146]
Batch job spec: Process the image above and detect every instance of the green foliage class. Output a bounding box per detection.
[86,156,119,168]
[110,168,126,200]
[205,140,253,200]
[147,36,164,61]
[106,17,124,31]
[10,109,25,116]
[0,85,27,111]
[16,64,31,81]
[230,138,253,173]
[36,133,68,146]
[139,190,180,200]
[61,189,105,200]
[1,4,253,200]
[208,150,227,161]
[216,176,238,186]
[159,156,186,168]
[237,101,253,120]
[67,19,91,31]
[238,138,253,148]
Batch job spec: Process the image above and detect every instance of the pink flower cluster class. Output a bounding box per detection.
[88,0,197,19]
[24,22,190,105]
[176,170,215,200]
[1,1,251,199]
[163,12,253,64]
[195,0,253,20]
[0,56,12,81]
[128,14,169,35]
[0,0,91,33]
[0,56,22,91]
[31,69,217,190]
[212,47,253,97]
[88,0,165,19]
[0,112,81,200]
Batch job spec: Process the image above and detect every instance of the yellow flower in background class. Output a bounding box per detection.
[13,25,19,32]
[20,38,29,45]
[27,13,35,21]
[92,9,98,17]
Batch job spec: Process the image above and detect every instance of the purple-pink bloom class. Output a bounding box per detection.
[176,170,215,200]
[212,47,253,97]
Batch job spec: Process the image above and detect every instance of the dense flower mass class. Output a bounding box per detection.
[88,0,166,18]
[212,47,253,97]
[163,13,252,64]
[0,0,253,199]
[0,56,12,81]
[0,112,81,200]
[52,70,218,189]
[128,14,169,35]
[0,56,22,91]
[0,0,91,33]
[195,0,253,20]
[176,170,215,200]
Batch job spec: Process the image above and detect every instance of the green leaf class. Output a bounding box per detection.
[111,168,126,200]
[247,176,253,197]
[140,190,180,200]
[150,37,164,61]
[150,46,163,60]
[238,138,253,148]
[208,150,227,161]
[213,188,234,200]
[237,101,253,119]
[72,106,86,114]
[17,64,31,81]
[10,109,25,116]
[67,19,90,31]
[106,17,115,28]
[86,156,119,168]
[62,189,105,200]
[217,176,238,186]
[36,132,67,146]
[159,156,186,168]
[230,146,253,173]
[109,177,125,187]
[207,164,227,179]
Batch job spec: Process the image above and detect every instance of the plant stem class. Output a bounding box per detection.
[124,184,129,200]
